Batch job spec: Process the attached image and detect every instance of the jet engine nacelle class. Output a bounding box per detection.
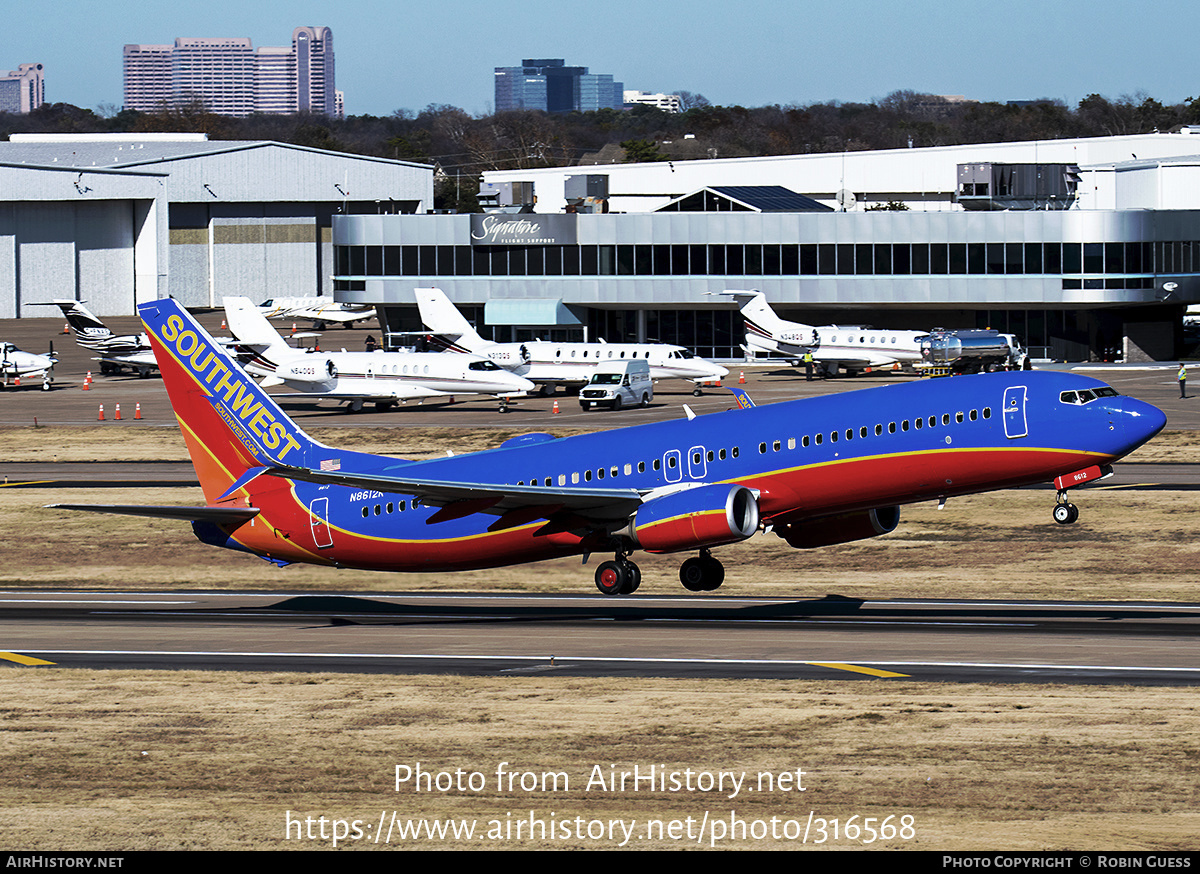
[275,357,338,384]
[776,506,900,549]
[631,484,760,554]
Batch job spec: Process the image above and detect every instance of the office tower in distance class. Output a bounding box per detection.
[0,63,45,114]
[124,26,337,117]
[495,59,622,113]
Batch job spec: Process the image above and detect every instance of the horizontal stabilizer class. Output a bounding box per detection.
[47,504,260,524]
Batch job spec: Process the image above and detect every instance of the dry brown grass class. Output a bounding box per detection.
[1,673,1197,850]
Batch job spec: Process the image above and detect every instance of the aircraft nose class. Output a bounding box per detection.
[1114,396,1167,454]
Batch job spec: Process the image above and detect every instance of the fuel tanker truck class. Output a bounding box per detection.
[919,329,1031,374]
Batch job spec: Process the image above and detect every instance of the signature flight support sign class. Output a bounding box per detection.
[470,214,578,246]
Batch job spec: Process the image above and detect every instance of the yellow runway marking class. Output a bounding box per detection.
[808,662,909,678]
[0,652,55,666]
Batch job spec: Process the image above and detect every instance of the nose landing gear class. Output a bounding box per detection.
[1050,464,1112,525]
[1053,492,1079,525]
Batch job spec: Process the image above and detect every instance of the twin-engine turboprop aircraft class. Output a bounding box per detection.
[0,341,56,389]
[53,299,1166,596]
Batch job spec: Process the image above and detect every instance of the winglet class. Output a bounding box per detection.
[729,386,756,409]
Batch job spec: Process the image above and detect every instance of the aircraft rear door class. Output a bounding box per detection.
[1003,386,1028,439]
[310,497,334,548]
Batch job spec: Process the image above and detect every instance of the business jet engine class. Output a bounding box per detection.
[273,356,338,385]
[775,506,900,549]
[628,484,760,553]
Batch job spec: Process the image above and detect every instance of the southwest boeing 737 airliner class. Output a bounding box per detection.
[56,299,1167,596]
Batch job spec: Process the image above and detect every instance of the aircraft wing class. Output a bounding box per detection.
[261,464,645,526]
[95,351,159,369]
[271,384,463,403]
[298,306,376,324]
[835,356,900,370]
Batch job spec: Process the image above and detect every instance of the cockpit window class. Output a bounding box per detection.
[468,360,501,371]
[1060,387,1119,405]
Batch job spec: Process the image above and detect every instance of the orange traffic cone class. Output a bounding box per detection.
[13,376,19,387]
[738,371,746,384]
[220,318,226,330]
[552,400,560,415]
[134,403,142,420]
[62,321,70,334]
[98,404,105,421]
[114,403,122,421]
[82,371,92,390]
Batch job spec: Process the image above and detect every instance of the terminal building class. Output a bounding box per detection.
[0,133,431,318]
[332,131,1200,361]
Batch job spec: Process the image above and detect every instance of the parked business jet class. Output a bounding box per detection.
[50,298,1166,596]
[224,297,534,412]
[415,287,729,396]
[721,289,927,375]
[38,299,158,377]
[258,297,376,329]
[0,342,56,390]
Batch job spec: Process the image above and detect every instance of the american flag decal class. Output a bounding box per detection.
[319,458,341,471]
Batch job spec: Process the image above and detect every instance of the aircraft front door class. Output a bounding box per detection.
[310,497,333,548]
[1003,386,1028,439]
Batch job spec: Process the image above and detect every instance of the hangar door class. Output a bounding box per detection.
[4,201,136,318]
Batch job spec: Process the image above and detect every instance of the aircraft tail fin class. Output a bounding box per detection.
[721,289,813,337]
[138,298,327,505]
[223,296,304,377]
[51,299,114,340]
[414,287,488,353]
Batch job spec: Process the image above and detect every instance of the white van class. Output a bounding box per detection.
[579,359,652,411]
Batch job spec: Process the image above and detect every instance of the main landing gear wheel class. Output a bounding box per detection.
[595,559,641,596]
[679,551,724,592]
[1053,502,1079,525]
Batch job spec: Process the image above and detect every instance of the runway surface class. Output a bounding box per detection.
[2,590,1198,685]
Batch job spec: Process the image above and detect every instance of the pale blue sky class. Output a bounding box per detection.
[9,0,1198,117]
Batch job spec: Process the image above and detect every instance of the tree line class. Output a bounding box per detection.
[4,90,1198,212]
